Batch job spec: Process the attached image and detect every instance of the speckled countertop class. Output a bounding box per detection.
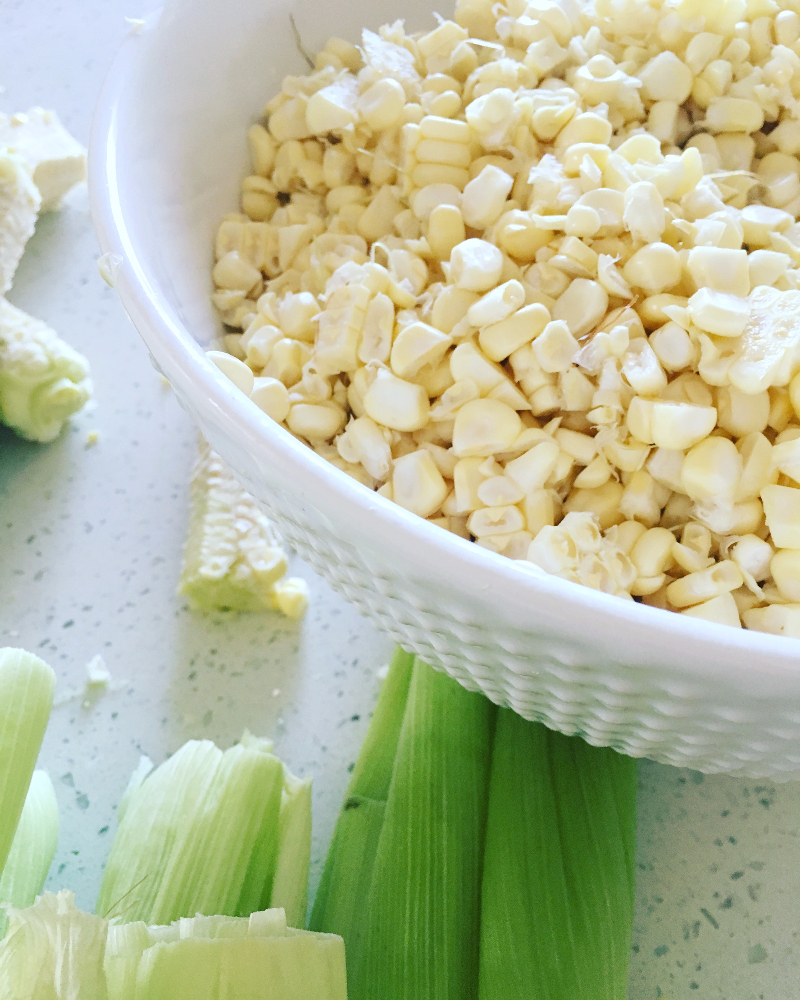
[0,3,799,998]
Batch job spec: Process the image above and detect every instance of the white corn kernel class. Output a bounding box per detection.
[532,320,579,373]
[247,124,277,176]
[762,484,800,548]
[731,534,773,583]
[649,322,696,373]
[468,280,526,329]
[748,250,791,288]
[770,549,800,602]
[682,437,742,501]
[565,204,601,238]
[743,604,800,637]
[623,182,666,245]
[453,456,486,512]
[452,398,523,457]
[213,251,261,292]
[554,428,597,466]
[358,78,406,131]
[468,505,525,537]
[562,480,625,531]
[630,527,675,578]
[706,97,764,134]
[306,80,359,134]
[207,350,255,396]
[461,165,513,230]
[573,454,611,488]
[287,401,346,441]
[390,322,452,379]
[622,244,681,295]
[741,205,794,248]
[619,470,661,527]
[251,376,290,421]
[717,385,770,437]
[681,593,742,628]
[477,475,524,507]
[622,340,667,397]
[431,285,479,334]
[626,397,654,445]
[552,279,608,338]
[687,288,750,338]
[450,239,504,292]
[363,368,430,432]
[505,440,560,494]
[412,184,462,221]
[428,204,466,261]
[392,449,448,518]
[771,436,800,485]
[666,561,744,608]
[358,293,395,365]
[650,401,717,451]
[479,303,550,362]
[687,247,749,297]
[638,51,693,103]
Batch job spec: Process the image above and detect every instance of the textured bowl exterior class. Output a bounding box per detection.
[89,0,800,777]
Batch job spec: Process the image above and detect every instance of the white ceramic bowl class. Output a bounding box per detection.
[89,0,800,778]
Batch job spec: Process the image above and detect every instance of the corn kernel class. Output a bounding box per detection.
[762,484,800,548]
[622,243,681,295]
[681,593,742,627]
[682,436,742,501]
[363,368,430,432]
[450,238,504,292]
[452,398,523,457]
[428,204,466,261]
[666,561,744,608]
[392,449,448,517]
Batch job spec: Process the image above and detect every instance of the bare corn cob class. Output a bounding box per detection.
[479,710,637,1000]
[179,439,308,617]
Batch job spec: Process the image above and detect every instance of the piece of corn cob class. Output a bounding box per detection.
[479,710,637,1000]
[179,439,309,617]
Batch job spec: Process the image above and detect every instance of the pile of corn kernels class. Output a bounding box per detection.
[209,0,800,635]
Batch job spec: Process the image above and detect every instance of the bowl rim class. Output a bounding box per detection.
[87,6,800,692]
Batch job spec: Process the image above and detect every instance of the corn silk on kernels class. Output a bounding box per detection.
[212,0,800,635]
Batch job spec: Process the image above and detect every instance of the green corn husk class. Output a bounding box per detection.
[0,771,59,937]
[96,735,295,926]
[353,658,496,1000]
[0,650,55,878]
[117,756,154,824]
[309,646,415,952]
[269,771,313,928]
[479,710,637,1000]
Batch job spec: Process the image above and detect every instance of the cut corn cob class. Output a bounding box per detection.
[479,710,637,1000]
[179,439,308,617]
[354,657,496,1000]
[310,647,414,960]
[0,649,55,878]
[96,733,311,927]
[0,771,59,937]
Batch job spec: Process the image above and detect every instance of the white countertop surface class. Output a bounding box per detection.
[1,3,799,998]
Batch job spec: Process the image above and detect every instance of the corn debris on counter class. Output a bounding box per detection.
[180,440,310,617]
[210,0,800,635]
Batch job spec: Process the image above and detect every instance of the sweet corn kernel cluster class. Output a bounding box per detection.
[211,0,800,636]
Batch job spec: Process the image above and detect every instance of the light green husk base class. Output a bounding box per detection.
[0,893,346,1000]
